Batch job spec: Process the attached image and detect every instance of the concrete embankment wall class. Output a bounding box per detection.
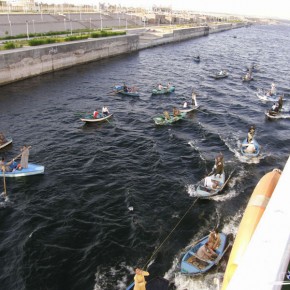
[0,23,245,86]
[0,35,139,86]
[138,26,209,49]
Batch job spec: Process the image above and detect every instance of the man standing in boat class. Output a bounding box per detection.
[19,145,30,169]
[247,125,255,143]
[213,153,224,177]
[0,133,7,145]
[192,91,197,106]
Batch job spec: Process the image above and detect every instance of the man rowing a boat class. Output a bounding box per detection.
[196,242,218,261]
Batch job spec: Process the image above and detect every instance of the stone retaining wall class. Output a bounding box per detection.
[0,23,245,86]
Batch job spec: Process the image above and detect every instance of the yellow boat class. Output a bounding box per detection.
[221,169,281,290]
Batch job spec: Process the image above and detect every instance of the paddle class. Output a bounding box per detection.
[195,108,208,115]
[215,242,232,265]
[1,166,7,198]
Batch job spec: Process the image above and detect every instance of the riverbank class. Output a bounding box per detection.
[0,22,247,86]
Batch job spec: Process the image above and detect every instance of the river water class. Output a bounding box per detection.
[0,23,290,290]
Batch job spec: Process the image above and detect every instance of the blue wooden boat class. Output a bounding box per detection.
[0,137,12,150]
[114,85,140,97]
[153,112,186,125]
[181,233,228,275]
[0,163,44,177]
[151,85,175,95]
[126,276,169,290]
[80,113,113,123]
[195,171,226,198]
[240,138,260,157]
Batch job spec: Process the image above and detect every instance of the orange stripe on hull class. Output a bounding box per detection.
[221,170,281,290]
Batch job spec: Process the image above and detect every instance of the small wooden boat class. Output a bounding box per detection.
[264,110,290,119]
[151,85,175,95]
[0,138,12,150]
[193,55,200,63]
[195,171,233,198]
[240,138,260,157]
[181,233,228,275]
[114,85,139,97]
[211,71,228,79]
[221,169,281,290]
[80,113,113,123]
[126,276,170,290]
[242,74,253,82]
[0,163,45,177]
[153,112,186,125]
[180,105,200,113]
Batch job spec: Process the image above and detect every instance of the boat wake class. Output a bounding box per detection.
[0,192,11,208]
[164,214,243,290]
[223,134,266,164]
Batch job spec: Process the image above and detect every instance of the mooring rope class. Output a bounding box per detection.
[143,197,200,270]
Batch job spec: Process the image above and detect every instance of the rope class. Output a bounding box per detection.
[143,197,200,270]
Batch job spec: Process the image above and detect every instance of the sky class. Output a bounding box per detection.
[41,0,289,20]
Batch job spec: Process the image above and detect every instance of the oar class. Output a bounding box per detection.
[215,242,232,265]
[195,108,208,115]
[2,166,7,198]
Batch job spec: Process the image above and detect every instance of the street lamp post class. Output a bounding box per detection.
[8,20,12,36]
[32,19,35,34]
[100,16,103,30]
[89,18,91,30]
[26,21,29,40]
[64,19,66,30]
[40,5,43,22]
[70,20,72,35]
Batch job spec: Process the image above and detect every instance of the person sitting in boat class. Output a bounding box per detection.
[173,107,180,117]
[247,125,255,143]
[196,242,218,262]
[204,176,220,189]
[167,82,171,88]
[133,268,149,290]
[183,101,188,108]
[163,111,170,120]
[123,84,128,92]
[218,70,224,76]
[244,72,251,80]
[102,106,109,116]
[271,102,279,113]
[0,157,14,172]
[158,84,163,91]
[0,132,7,145]
[213,153,224,177]
[208,229,221,251]
[243,141,256,153]
[93,109,99,119]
